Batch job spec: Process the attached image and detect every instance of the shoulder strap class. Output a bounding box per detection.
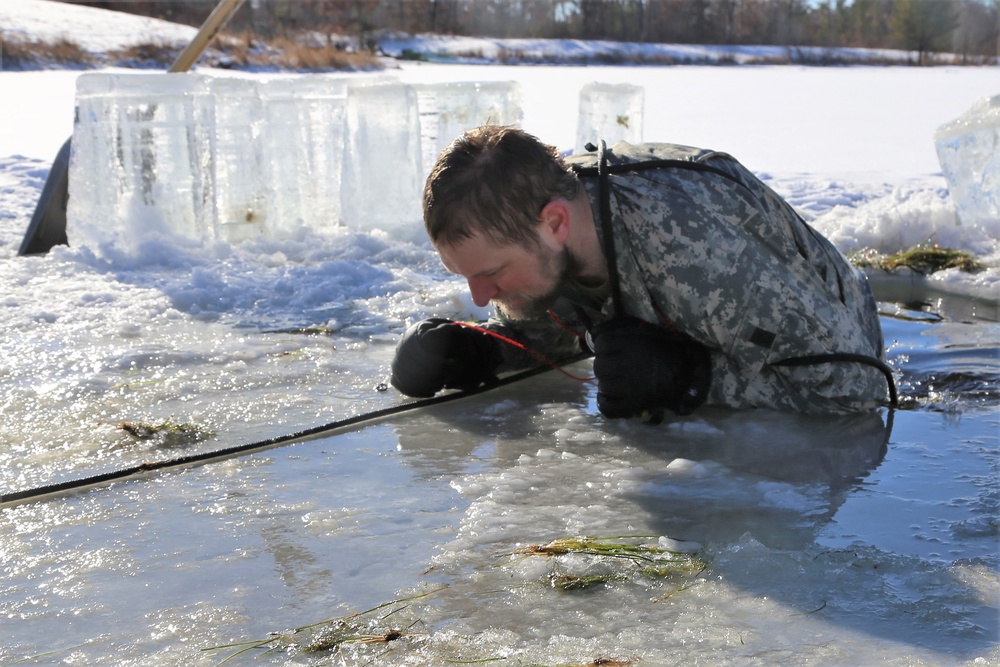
[573,144,747,319]
[595,141,625,317]
[575,154,743,186]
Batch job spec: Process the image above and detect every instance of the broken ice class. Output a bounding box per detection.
[575,82,644,155]
[934,93,1000,229]
[68,72,215,252]
[413,80,523,176]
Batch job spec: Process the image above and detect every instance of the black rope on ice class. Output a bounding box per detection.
[771,352,899,408]
[1,357,588,508]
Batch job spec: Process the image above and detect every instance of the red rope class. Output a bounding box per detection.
[454,321,594,383]
[546,309,587,342]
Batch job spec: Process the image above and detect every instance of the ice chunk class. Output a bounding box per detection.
[412,81,523,177]
[67,72,363,252]
[575,82,644,155]
[68,72,215,252]
[258,75,351,238]
[211,76,265,243]
[934,94,1000,230]
[658,535,701,554]
[665,458,709,475]
[341,79,424,236]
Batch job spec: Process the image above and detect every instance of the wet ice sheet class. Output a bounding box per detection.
[1,210,996,666]
[2,320,998,665]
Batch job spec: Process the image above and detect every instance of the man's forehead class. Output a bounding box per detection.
[436,233,515,277]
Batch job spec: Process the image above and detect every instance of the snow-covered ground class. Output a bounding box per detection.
[0,0,198,53]
[0,2,998,666]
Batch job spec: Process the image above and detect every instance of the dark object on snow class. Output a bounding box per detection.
[19,138,71,255]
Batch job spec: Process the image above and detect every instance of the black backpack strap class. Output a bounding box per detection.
[595,140,625,317]
[575,154,744,187]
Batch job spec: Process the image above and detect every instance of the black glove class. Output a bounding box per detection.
[591,317,711,420]
[390,318,503,398]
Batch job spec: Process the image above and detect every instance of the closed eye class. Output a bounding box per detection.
[476,265,506,280]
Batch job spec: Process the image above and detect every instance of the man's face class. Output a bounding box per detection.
[436,232,571,320]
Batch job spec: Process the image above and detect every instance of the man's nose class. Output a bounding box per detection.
[468,278,498,307]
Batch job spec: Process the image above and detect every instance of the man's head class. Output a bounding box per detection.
[424,125,587,320]
[423,125,580,249]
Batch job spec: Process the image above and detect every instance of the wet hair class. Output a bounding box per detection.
[423,125,581,249]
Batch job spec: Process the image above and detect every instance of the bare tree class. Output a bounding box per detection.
[951,0,1000,60]
[891,0,959,63]
[60,0,1000,61]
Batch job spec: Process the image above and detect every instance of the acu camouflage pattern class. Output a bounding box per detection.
[488,142,888,414]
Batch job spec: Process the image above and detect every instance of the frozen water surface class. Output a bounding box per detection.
[1,243,997,665]
[1,51,999,667]
[1,340,996,666]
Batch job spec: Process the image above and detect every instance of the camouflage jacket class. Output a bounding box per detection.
[488,142,888,414]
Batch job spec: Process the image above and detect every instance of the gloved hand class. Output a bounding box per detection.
[390,318,503,398]
[591,317,711,420]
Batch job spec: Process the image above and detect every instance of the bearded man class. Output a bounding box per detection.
[389,125,892,419]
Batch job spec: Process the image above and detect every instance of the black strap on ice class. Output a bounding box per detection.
[772,353,898,407]
[595,140,625,316]
[0,358,587,507]
[573,143,899,409]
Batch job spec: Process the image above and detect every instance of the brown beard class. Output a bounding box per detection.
[495,248,579,320]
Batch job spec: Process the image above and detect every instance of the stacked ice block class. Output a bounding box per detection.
[412,81,526,177]
[341,79,424,234]
[67,72,644,254]
[69,73,216,252]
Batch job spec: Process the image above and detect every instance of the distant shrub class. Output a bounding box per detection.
[741,54,792,65]
[1,32,382,72]
[1,35,94,69]
[107,41,181,68]
[41,37,93,64]
[497,47,697,66]
[0,35,32,68]
[263,37,382,71]
[446,47,488,62]
[399,48,428,61]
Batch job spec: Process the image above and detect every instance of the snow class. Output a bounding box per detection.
[377,33,919,66]
[0,0,197,53]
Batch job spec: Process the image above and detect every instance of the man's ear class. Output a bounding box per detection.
[538,200,571,251]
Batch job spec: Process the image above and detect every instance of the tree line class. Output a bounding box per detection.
[71,0,1000,63]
